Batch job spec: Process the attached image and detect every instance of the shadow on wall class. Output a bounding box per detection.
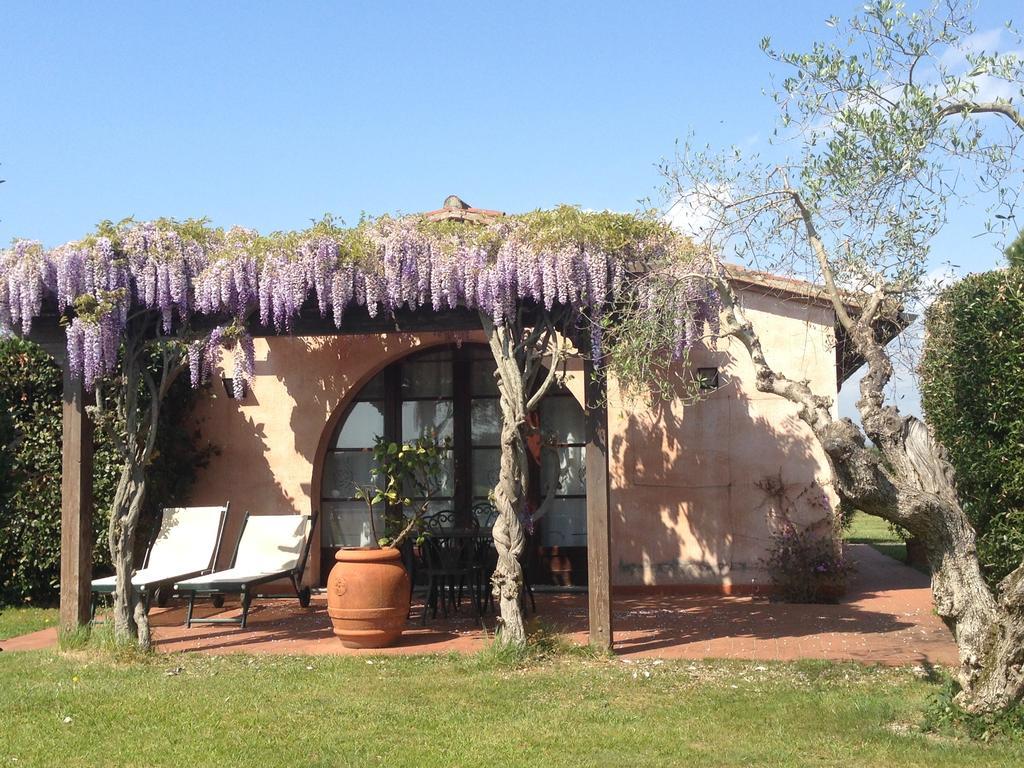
[610,349,830,589]
[270,332,478,492]
[270,334,438,451]
[267,332,479,582]
[188,333,475,576]
[266,335,358,468]
[186,385,294,569]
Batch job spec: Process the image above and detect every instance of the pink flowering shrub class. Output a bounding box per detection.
[754,473,853,603]
[763,520,854,603]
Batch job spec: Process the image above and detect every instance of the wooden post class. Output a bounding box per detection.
[585,356,613,650]
[60,364,93,632]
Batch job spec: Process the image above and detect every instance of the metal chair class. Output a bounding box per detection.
[419,511,482,624]
[471,503,498,613]
[521,531,537,614]
[469,502,535,614]
[472,501,498,528]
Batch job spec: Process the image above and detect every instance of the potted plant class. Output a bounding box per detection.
[326,434,446,648]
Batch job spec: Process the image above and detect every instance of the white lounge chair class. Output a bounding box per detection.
[91,504,229,614]
[175,512,317,629]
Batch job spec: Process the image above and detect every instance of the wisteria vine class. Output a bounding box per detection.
[0,207,719,395]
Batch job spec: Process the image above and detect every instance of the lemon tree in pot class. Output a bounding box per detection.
[326,434,447,648]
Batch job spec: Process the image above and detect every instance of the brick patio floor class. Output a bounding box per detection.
[0,544,957,666]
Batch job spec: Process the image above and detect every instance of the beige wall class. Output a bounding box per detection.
[187,286,840,589]
[187,331,484,583]
[601,288,840,587]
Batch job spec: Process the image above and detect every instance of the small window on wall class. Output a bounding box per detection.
[697,367,721,391]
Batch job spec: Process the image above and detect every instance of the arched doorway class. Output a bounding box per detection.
[317,343,588,586]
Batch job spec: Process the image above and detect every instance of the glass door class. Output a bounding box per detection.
[319,344,589,586]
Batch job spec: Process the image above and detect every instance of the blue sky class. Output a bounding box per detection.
[1,1,1019,417]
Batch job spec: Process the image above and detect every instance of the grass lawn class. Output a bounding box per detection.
[1,650,1021,767]
[846,511,908,563]
[0,606,58,641]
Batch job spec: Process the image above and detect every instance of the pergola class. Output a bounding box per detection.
[36,199,617,648]
[20,199,901,653]
[4,195,738,651]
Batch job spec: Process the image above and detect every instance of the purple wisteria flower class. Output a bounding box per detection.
[0,208,721,395]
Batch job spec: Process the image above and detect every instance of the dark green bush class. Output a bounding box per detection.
[1005,231,1024,269]
[920,265,1024,587]
[0,337,213,606]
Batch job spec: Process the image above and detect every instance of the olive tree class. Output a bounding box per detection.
[616,0,1023,713]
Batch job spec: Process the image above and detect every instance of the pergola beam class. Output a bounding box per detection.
[245,304,485,338]
[584,357,613,650]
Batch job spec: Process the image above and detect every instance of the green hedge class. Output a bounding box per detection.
[920,265,1024,587]
[0,337,213,606]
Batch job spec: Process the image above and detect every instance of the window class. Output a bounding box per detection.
[538,393,587,547]
[468,346,501,507]
[321,396,385,547]
[320,344,587,555]
[399,349,456,515]
[697,367,721,391]
[321,346,494,547]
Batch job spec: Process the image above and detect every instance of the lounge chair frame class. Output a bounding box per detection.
[179,510,319,629]
[90,503,230,619]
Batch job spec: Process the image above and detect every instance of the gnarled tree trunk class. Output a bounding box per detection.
[484,318,530,645]
[481,310,569,646]
[824,402,1024,713]
[109,461,149,646]
[97,326,185,651]
[715,274,1024,714]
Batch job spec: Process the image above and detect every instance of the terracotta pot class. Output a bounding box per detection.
[327,547,411,648]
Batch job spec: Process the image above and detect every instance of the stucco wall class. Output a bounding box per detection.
[187,331,481,584]
[601,289,840,588]
[186,286,839,589]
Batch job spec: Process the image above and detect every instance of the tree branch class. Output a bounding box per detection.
[782,186,858,333]
[526,327,566,412]
[712,272,835,431]
[938,101,1024,133]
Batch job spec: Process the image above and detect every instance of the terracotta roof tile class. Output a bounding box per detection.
[422,195,505,223]
[724,263,862,309]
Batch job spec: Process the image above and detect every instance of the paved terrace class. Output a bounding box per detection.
[1,544,957,666]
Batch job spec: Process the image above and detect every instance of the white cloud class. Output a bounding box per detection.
[939,27,1008,70]
[970,74,1021,104]
[663,186,731,242]
[916,264,961,311]
[937,27,1023,103]
[740,132,761,149]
